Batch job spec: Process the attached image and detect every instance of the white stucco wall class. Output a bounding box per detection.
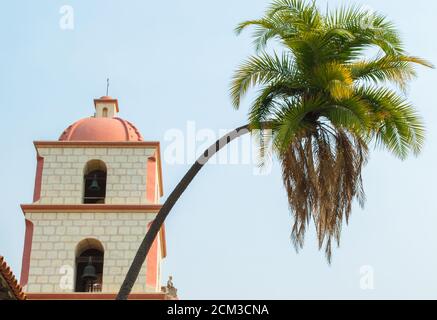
[25,211,161,293]
[36,146,156,205]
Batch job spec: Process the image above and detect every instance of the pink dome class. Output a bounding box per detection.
[59,117,144,142]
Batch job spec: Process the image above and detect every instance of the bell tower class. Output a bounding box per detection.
[19,97,174,299]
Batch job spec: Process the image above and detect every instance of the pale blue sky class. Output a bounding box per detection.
[0,0,436,299]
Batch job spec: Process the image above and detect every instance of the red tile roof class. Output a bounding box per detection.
[0,256,26,300]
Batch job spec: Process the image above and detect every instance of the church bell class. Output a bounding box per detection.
[88,174,100,192]
[81,257,98,281]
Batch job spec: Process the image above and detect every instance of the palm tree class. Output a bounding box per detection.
[230,0,433,261]
[117,0,432,299]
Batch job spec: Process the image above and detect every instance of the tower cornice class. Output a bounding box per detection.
[34,140,161,148]
[20,204,163,214]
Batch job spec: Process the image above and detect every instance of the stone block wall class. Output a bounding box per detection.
[25,211,161,293]
[36,146,156,205]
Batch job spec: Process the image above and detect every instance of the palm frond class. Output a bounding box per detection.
[273,97,326,152]
[248,81,303,128]
[230,52,297,109]
[358,86,425,159]
[311,62,353,100]
[350,55,434,91]
[322,96,372,133]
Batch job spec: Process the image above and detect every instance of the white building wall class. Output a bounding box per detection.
[36,146,156,205]
[25,211,158,293]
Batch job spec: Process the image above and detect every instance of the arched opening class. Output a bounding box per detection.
[83,160,107,204]
[75,239,104,292]
[102,107,108,118]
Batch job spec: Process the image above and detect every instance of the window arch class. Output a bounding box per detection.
[75,238,104,292]
[83,160,107,204]
[102,107,108,118]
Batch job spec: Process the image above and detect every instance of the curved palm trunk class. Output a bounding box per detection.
[116,124,251,300]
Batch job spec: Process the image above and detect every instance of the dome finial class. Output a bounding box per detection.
[106,78,109,96]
